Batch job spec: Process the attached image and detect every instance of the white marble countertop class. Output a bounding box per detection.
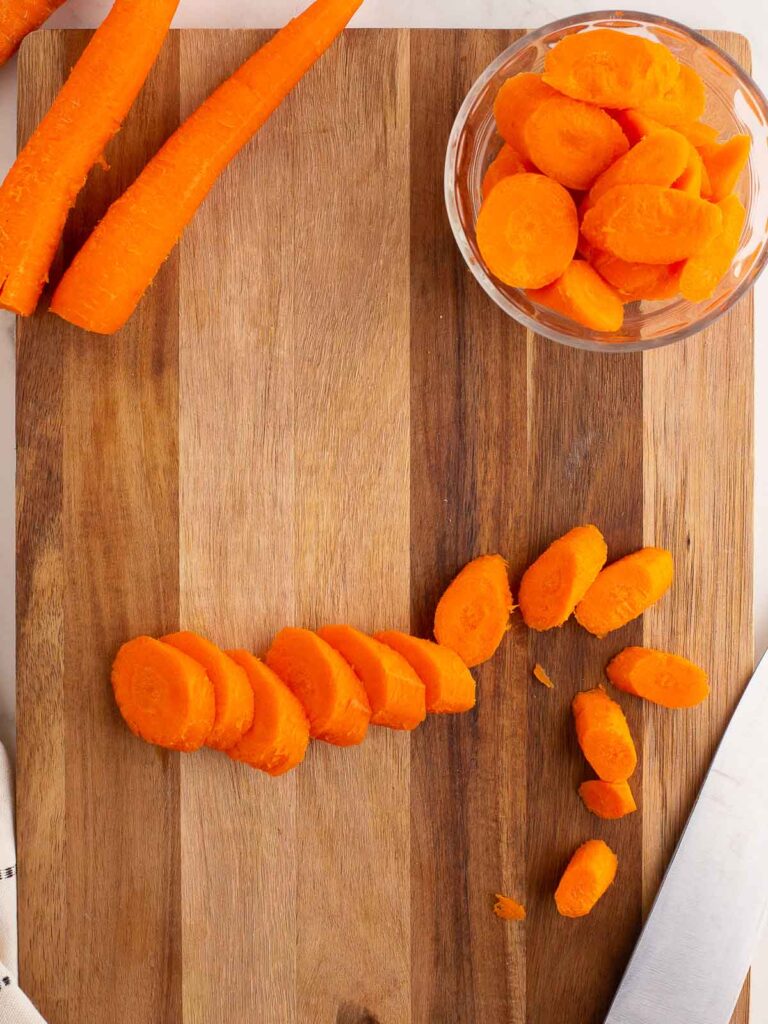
[1,0,766,1018]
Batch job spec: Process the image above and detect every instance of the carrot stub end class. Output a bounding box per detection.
[606,646,710,708]
[555,839,618,918]
[433,554,513,667]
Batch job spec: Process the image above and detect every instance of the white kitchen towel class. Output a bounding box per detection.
[0,745,47,1023]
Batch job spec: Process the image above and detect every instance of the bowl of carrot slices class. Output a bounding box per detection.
[445,11,768,350]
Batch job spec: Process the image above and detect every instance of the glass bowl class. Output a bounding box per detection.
[445,11,768,352]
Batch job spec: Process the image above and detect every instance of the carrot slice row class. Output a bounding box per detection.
[518,525,608,631]
[555,839,618,917]
[433,554,513,668]
[578,779,637,819]
[575,546,674,637]
[572,686,637,783]
[606,646,710,708]
[374,631,476,713]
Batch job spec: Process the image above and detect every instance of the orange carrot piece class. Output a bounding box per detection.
[572,686,637,783]
[606,646,710,709]
[527,259,624,333]
[265,627,371,745]
[674,120,719,147]
[317,625,426,730]
[493,72,558,162]
[476,173,578,289]
[493,894,526,921]
[698,135,751,202]
[672,144,707,197]
[111,635,215,752]
[575,546,674,637]
[638,64,705,126]
[0,0,179,317]
[581,184,723,264]
[589,249,682,302]
[225,649,311,774]
[679,194,745,302]
[609,108,667,146]
[533,664,554,689]
[525,96,629,191]
[578,779,637,819]
[162,631,255,750]
[0,0,68,64]
[433,554,513,667]
[482,143,528,199]
[374,631,476,713]
[518,524,608,631]
[543,29,680,109]
[50,0,363,334]
[555,839,618,918]
[589,128,690,203]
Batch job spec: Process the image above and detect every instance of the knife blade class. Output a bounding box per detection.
[605,651,768,1024]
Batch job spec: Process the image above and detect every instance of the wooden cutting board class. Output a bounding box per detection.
[15,27,753,1024]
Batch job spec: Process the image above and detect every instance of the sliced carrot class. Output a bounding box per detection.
[518,524,607,631]
[575,546,674,637]
[525,96,629,191]
[317,625,426,730]
[493,894,526,921]
[679,194,745,302]
[581,184,723,264]
[589,128,690,203]
[572,686,637,783]
[589,249,682,302]
[672,144,707,197]
[527,259,624,333]
[482,143,528,199]
[111,635,215,752]
[609,108,667,146]
[606,646,710,708]
[0,0,179,317]
[493,72,558,161]
[543,29,680,110]
[674,120,719,147]
[638,64,705,126]
[162,631,255,751]
[555,839,618,918]
[433,554,513,667]
[476,173,578,289]
[698,135,751,201]
[225,649,311,774]
[50,0,364,334]
[578,779,637,819]
[0,0,68,65]
[533,664,554,689]
[374,631,476,713]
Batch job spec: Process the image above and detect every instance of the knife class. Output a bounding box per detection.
[605,651,768,1024]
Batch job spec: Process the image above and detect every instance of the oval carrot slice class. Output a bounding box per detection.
[698,134,751,202]
[518,524,607,631]
[433,554,513,667]
[111,635,215,752]
[589,250,682,302]
[527,259,625,333]
[476,173,578,289]
[161,631,254,750]
[589,128,690,203]
[575,546,674,637]
[638,64,705,126]
[265,627,371,746]
[578,779,637,820]
[555,839,618,918]
[374,631,476,713]
[572,686,637,783]
[606,646,710,708]
[525,96,629,191]
[482,143,527,199]
[493,72,558,161]
[679,194,745,302]
[317,625,426,730]
[225,649,311,774]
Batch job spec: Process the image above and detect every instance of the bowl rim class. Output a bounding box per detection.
[444,9,768,353]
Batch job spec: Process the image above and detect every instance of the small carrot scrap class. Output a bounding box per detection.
[674,120,719,147]
[111,635,215,752]
[581,184,723,264]
[317,625,426,730]
[482,143,528,199]
[555,839,618,918]
[525,96,629,191]
[433,554,513,668]
[527,259,624,333]
[518,524,608,631]
[588,128,690,203]
[493,72,558,161]
[672,144,708,197]
[638,64,706,126]
[589,249,682,302]
[698,134,751,202]
[374,631,476,713]
[679,194,745,302]
[265,627,371,746]
[0,0,68,65]
[543,29,680,110]
[575,546,674,637]
[162,631,255,751]
[225,649,311,775]
[493,894,526,921]
[572,686,637,783]
[476,173,578,289]
[533,664,554,689]
[606,646,710,708]
[578,779,637,819]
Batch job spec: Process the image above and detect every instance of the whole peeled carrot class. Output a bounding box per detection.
[0,0,179,316]
[0,0,69,65]
[51,0,365,334]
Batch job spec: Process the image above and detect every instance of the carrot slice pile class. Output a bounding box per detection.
[572,686,637,783]
[493,894,526,921]
[317,625,426,730]
[265,627,371,746]
[698,135,751,202]
[0,0,68,65]
[588,128,690,203]
[679,194,745,302]
[606,646,710,708]
[225,649,311,774]
[518,524,607,631]
[374,631,476,713]
[555,839,618,917]
[482,143,528,199]
[588,250,682,303]
[578,779,637,820]
[433,554,513,667]
[493,72,558,161]
[162,631,255,751]
[527,259,624,333]
[575,546,674,637]
[111,636,215,752]
[637,64,706,126]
